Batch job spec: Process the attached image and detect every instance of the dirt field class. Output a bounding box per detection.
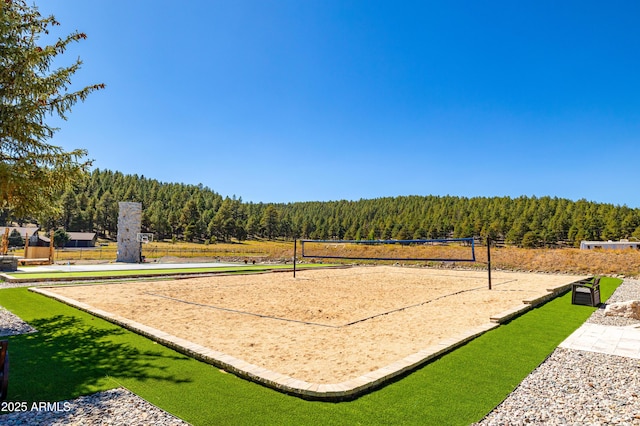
[46,266,585,383]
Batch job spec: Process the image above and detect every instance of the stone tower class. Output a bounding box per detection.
[116,202,142,263]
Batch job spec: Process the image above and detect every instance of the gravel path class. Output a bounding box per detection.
[2,279,640,424]
[477,279,640,425]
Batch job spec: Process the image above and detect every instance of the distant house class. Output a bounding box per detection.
[580,240,640,250]
[65,232,98,248]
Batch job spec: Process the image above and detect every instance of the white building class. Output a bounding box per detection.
[580,240,640,250]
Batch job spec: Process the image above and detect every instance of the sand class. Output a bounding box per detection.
[46,266,585,383]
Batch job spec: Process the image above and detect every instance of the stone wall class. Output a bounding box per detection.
[0,256,18,271]
[116,202,142,263]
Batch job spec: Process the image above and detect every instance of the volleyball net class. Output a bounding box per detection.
[298,238,476,262]
[293,237,493,288]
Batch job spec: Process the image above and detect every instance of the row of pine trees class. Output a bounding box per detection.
[10,169,640,247]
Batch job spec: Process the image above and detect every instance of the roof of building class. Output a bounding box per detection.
[1,226,39,238]
[67,232,97,241]
[581,240,640,245]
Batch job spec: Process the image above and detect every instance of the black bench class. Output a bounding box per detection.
[0,340,8,401]
[571,276,601,307]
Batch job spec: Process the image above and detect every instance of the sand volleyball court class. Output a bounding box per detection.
[35,266,585,398]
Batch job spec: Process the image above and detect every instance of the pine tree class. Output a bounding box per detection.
[209,197,235,242]
[53,228,70,248]
[7,228,23,247]
[0,0,104,217]
[260,205,279,240]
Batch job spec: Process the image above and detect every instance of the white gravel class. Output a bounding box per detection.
[0,388,189,425]
[0,308,37,337]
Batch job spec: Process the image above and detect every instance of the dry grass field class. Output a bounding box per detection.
[48,240,640,277]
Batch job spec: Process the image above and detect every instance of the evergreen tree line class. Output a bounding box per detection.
[9,169,640,247]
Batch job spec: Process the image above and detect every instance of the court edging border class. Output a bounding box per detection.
[29,281,574,401]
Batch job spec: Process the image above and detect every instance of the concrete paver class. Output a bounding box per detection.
[559,322,640,359]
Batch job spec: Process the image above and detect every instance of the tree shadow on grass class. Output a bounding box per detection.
[6,314,192,403]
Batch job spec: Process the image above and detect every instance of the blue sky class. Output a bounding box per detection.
[37,1,640,207]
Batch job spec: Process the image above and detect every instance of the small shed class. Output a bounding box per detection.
[580,240,640,250]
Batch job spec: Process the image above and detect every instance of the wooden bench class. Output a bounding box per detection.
[571,276,601,307]
[18,258,50,266]
[0,340,8,401]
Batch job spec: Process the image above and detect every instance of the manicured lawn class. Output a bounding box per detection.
[0,277,621,425]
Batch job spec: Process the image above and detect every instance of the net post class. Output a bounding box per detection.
[487,237,492,290]
[471,237,476,261]
[293,239,297,278]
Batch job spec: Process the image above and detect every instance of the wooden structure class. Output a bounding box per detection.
[0,228,8,255]
[0,340,8,401]
[22,229,54,265]
[571,276,601,307]
[1,228,18,271]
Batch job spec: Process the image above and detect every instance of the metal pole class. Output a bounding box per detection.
[487,237,492,290]
[293,239,297,278]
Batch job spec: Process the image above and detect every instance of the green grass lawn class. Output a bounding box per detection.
[0,277,621,425]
